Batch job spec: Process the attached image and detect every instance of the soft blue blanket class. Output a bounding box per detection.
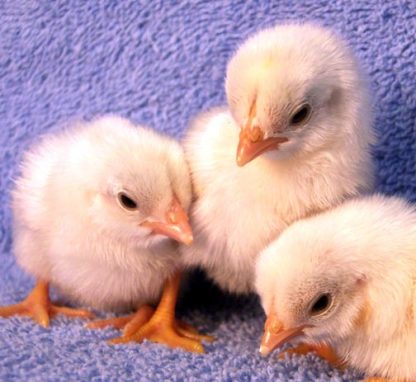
[1,1,415,381]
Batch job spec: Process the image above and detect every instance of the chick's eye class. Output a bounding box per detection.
[290,104,311,125]
[117,192,138,210]
[310,293,332,316]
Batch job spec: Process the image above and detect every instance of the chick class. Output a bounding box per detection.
[182,23,374,294]
[256,194,416,381]
[1,115,208,352]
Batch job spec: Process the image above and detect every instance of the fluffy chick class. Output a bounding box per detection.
[182,23,374,294]
[256,194,416,382]
[2,116,208,352]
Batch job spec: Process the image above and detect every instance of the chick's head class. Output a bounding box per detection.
[226,23,369,166]
[255,219,367,356]
[70,116,193,247]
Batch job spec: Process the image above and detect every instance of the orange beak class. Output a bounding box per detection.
[259,313,306,357]
[140,197,193,245]
[236,112,288,167]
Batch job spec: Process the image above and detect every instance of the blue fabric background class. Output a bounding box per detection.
[1,1,415,381]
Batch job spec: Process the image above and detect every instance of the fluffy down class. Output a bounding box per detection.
[182,23,374,294]
[256,194,416,381]
[12,115,191,311]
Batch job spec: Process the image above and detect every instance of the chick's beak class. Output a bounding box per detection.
[140,197,193,245]
[236,118,288,167]
[259,313,306,357]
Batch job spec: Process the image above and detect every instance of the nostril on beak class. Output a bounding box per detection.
[167,211,177,224]
[248,126,263,142]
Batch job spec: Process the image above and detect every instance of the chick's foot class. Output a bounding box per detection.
[108,272,214,353]
[86,305,154,334]
[279,342,345,368]
[108,309,213,353]
[0,281,94,327]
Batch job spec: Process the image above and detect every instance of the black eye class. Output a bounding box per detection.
[310,293,332,316]
[290,104,311,125]
[117,192,138,210]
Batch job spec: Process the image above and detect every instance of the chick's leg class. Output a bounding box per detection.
[279,342,345,368]
[109,272,213,353]
[0,281,94,327]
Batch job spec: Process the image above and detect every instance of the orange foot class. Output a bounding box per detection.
[363,378,392,382]
[109,307,214,353]
[89,272,214,353]
[0,281,94,327]
[279,342,345,369]
[87,305,154,335]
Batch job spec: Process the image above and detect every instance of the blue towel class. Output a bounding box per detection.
[1,1,415,381]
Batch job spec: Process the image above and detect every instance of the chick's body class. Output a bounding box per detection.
[12,116,190,312]
[256,195,416,381]
[182,23,374,294]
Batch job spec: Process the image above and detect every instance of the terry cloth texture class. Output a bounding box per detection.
[0,1,415,381]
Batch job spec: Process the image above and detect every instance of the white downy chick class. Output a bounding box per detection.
[8,115,192,315]
[4,115,212,353]
[256,194,416,381]
[182,23,374,294]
